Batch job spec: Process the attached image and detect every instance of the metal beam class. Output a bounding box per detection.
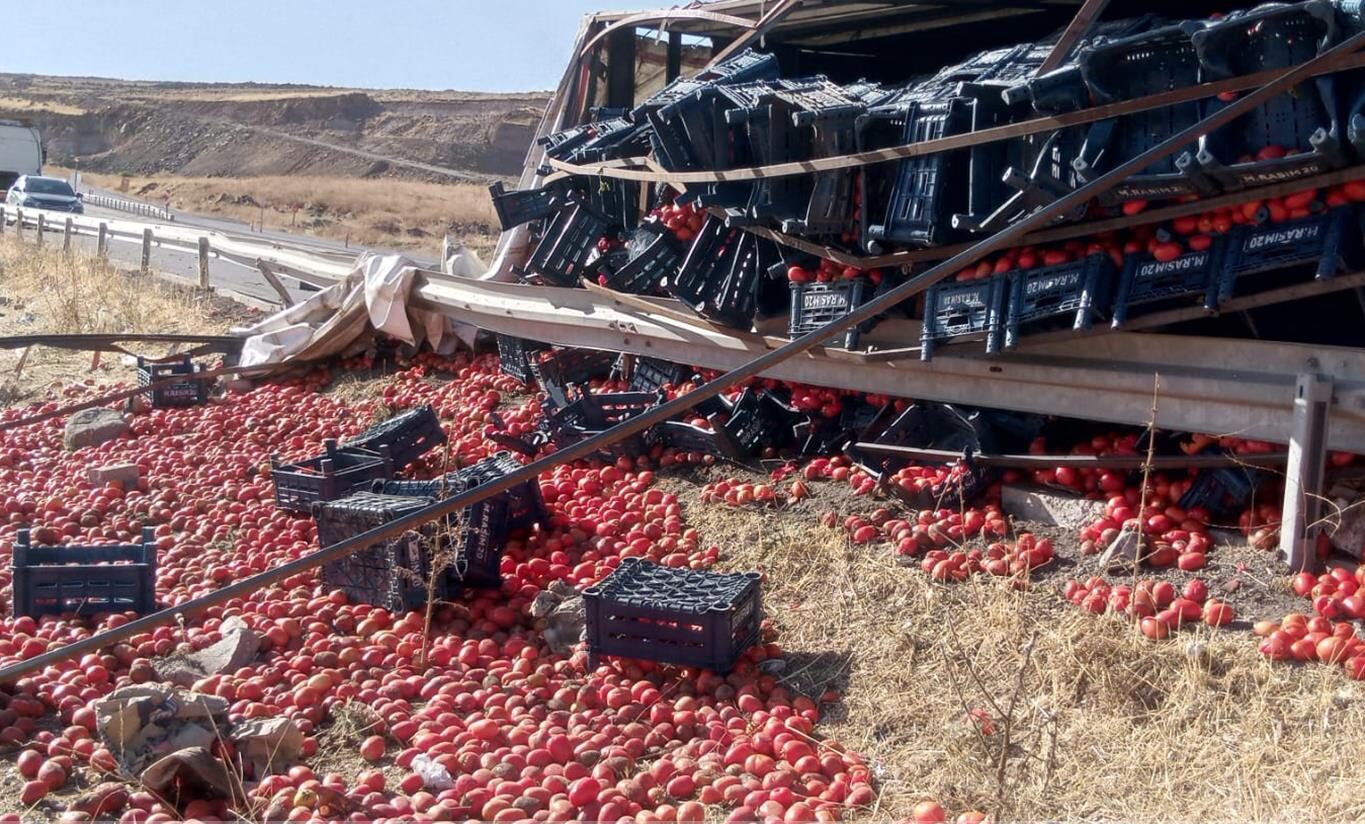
[850,443,1289,470]
[1036,0,1111,75]
[410,273,1365,451]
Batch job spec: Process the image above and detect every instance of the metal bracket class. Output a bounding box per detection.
[1281,372,1333,571]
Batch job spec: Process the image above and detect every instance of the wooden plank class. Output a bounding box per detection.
[546,49,1365,184]
[1036,0,1111,76]
[850,442,1289,470]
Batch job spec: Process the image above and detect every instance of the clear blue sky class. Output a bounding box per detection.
[8,1,664,92]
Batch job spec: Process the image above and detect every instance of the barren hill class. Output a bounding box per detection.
[0,73,549,182]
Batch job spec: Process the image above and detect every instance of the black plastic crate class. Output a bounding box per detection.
[538,124,594,160]
[531,348,618,407]
[1005,254,1117,348]
[451,451,548,532]
[724,82,820,227]
[1218,206,1363,304]
[1112,239,1228,327]
[361,475,516,589]
[656,418,746,460]
[721,389,796,456]
[271,439,395,513]
[668,218,776,329]
[583,557,762,673]
[587,176,643,232]
[920,276,1009,361]
[488,180,573,232]
[316,493,438,613]
[1072,22,1218,203]
[137,355,208,409]
[12,527,157,618]
[496,335,546,384]
[777,83,866,236]
[602,229,682,294]
[1179,465,1260,518]
[864,97,973,248]
[544,391,660,460]
[847,403,998,508]
[526,204,610,287]
[696,49,780,84]
[951,126,1092,235]
[789,279,873,350]
[1192,2,1348,191]
[344,405,446,470]
[623,356,693,394]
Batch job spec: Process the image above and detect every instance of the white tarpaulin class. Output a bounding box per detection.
[235,252,484,367]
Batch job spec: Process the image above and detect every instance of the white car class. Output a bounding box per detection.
[5,175,83,214]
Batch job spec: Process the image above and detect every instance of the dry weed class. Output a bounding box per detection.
[694,500,1365,822]
[0,234,234,401]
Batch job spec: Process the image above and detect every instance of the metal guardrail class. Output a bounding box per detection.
[81,192,172,221]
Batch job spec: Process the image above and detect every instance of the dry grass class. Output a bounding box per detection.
[0,233,240,402]
[63,168,501,257]
[0,95,86,115]
[691,499,1365,822]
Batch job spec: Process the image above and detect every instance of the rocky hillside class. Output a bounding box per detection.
[0,73,549,182]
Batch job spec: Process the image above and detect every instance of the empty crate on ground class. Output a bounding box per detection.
[12,527,158,618]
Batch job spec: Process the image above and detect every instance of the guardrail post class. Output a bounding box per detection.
[198,237,210,290]
[0,205,6,236]
[14,209,21,240]
[97,223,108,259]
[1281,372,1333,572]
[34,213,43,247]
[62,218,73,255]
[141,228,152,274]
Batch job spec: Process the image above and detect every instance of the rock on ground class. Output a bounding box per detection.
[64,408,131,451]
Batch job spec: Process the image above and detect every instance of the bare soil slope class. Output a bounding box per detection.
[0,73,548,182]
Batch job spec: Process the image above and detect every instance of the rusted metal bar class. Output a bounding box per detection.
[1036,0,1112,76]
[851,442,1288,469]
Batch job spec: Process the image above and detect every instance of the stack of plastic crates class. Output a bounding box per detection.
[772,81,869,236]
[723,81,819,228]
[1072,22,1220,203]
[583,557,762,673]
[1192,0,1349,191]
[316,493,437,613]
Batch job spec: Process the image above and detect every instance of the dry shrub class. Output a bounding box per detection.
[0,236,212,337]
[697,501,1365,822]
[0,234,232,400]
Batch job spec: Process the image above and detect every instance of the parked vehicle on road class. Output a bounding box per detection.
[5,175,83,214]
[0,120,42,196]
